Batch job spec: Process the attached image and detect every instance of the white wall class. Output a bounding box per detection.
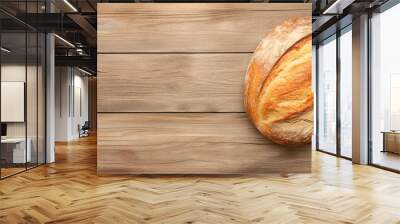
[55,66,70,141]
[55,67,89,141]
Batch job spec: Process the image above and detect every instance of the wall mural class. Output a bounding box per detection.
[98,4,312,174]
[244,17,313,146]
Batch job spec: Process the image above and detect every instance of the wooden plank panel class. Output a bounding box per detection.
[98,3,310,53]
[98,54,251,112]
[97,113,311,174]
[98,3,311,14]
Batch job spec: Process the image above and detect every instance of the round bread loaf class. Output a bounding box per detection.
[244,17,313,146]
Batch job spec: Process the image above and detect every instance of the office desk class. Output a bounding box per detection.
[1,138,31,163]
[382,131,400,154]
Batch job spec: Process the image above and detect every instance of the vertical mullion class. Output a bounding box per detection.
[315,44,320,150]
[68,70,71,118]
[72,68,75,118]
[25,0,28,171]
[36,0,39,167]
[44,0,48,164]
[0,20,2,179]
[367,11,373,165]
[336,28,341,157]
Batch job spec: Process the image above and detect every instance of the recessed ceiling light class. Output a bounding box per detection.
[323,0,355,15]
[54,34,75,48]
[78,67,94,76]
[63,0,78,12]
[1,47,11,53]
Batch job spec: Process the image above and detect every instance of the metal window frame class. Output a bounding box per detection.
[315,22,353,161]
[0,0,47,180]
[367,0,400,173]
[315,0,400,171]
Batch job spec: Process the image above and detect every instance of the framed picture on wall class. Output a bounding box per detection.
[1,81,25,122]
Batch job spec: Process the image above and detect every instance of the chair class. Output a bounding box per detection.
[79,121,90,138]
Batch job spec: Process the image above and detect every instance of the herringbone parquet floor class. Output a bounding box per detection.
[1,135,400,224]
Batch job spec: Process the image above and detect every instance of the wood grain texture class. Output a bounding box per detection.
[97,3,312,174]
[2,136,400,223]
[97,54,251,112]
[97,3,311,53]
[97,113,310,174]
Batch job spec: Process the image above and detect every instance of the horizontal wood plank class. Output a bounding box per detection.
[98,54,251,112]
[98,3,311,14]
[98,3,310,53]
[97,113,311,174]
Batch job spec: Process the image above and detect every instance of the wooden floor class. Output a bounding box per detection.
[372,150,400,171]
[1,167,26,178]
[1,136,400,224]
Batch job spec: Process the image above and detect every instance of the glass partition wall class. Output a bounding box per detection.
[370,3,400,171]
[339,27,352,159]
[316,0,400,171]
[317,35,337,154]
[315,26,352,159]
[1,29,27,177]
[0,1,46,179]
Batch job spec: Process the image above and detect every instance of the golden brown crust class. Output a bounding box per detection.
[244,16,313,146]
